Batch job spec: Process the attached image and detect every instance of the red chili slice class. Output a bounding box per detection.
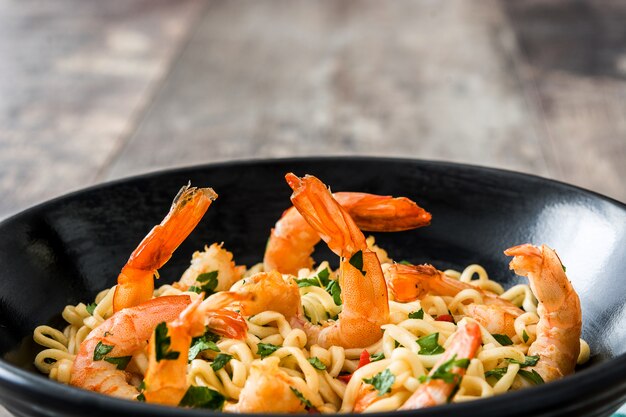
[436,314,454,322]
[338,350,371,383]
[358,349,371,368]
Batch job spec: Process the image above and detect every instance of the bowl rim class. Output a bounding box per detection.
[1,156,625,416]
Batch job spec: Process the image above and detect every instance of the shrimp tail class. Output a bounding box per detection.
[286,173,366,257]
[113,185,217,312]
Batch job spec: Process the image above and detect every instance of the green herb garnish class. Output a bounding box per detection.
[86,303,97,315]
[325,280,342,306]
[154,322,180,361]
[485,367,508,380]
[399,260,413,266]
[419,355,470,384]
[189,329,220,361]
[508,355,540,368]
[179,386,225,409]
[290,387,313,409]
[417,333,445,355]
[136,393,145,402]
[522,330,529,343]
[193,271,219,297]
[492,334,514,346]
[409,309,424,320]
[308,357,327,370]
[370,352,385,362]
[104,355,132,370]
[257,342,280,358]
[518,369,545,385]
[363,369,395,396]
[93,341,114,361]
[211,353,232,371]
[297,268,331,288]
[349,250,366,275]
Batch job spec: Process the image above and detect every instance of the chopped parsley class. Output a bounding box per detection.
[399,260,413,266]
[370,352,385,362]
[136,393,145,402]
[419,355,470,384]
[349,250,366,275]
[179,386,225,409]
[86,302,97,315]
[522,329,529,343]
[211,353,232,371]
[518,369,545,385]
[290,387,313,409]
[93,341,114,361]
[191,271,219,298]
[104,355,132,370]
[308,357,327,370]
[297,268,331,288]
[485,367,508,380]
[408,309,424,320]
[325,280,342,306]
[485,356,542,381]
[492,334,514,346]
[509,355,540,367]
[188,329,220,361]
[562,264,567,273]
[363,369,395,396]
[416,333,445,355]
[154,322,180,361]
[257,342,280,358]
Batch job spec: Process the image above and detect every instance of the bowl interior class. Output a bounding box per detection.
[0,157,625,410]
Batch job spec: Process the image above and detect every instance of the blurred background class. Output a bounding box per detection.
[0,0,624,222]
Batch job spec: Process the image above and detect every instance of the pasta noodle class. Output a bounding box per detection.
[33,248,589,412]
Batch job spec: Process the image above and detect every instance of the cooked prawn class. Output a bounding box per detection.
[225,356,307,413]
[143,292,249,405]
[387,263,522,337]
[285,173,390,349]
[70,295,191,399]
[504,244,581,381]
[174,243,245,292]
[113,185,217,312]
[264,192,431,275]
[399,320,482,409]
[235,270,302,319]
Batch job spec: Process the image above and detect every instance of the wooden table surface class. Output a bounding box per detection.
[1,1,625,415]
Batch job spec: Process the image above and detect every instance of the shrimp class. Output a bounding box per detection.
[235,270,302,319]
[143,292,249,405]
[70,295,191,399]
[386,263,522,337]
[225,357,306,413]
[113,185,217,312]
[285,173,390,349]
[174,243,246,292]
[504,244,582,381]
[399,320,482,409]
[264,192,431,275]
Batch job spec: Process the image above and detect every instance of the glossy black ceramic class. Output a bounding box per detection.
[0,157,625,417]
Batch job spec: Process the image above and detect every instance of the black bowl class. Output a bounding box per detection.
[1,157,625,417]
